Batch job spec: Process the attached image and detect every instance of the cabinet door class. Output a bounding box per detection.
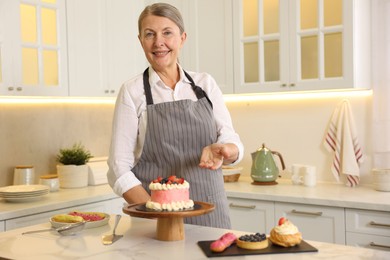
[234,0,370,93]
[5,201,110,231]
[228,197,274,233]
[0,0,68,96]
[0,220,4,232]
[67,0,145,97]
[275,202,345,244]
[346,209,390,237]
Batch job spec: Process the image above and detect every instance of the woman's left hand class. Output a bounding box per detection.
[199,143,239,170]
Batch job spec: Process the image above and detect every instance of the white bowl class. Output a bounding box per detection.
[372,168,390,192]
[50,213,110,229]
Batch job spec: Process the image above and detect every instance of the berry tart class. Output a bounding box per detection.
[236,233,269,250]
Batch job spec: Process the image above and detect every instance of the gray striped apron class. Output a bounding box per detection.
[131,68,231,229]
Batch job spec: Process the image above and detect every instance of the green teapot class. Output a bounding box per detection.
[251,143,285,183]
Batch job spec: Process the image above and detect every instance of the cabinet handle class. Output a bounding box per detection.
[8,86,14,91]
[290,83,295,87]
[369,221,390,228]
[291,209,323,216]
[369,242,390,249]
[104,90,109,94]
[229,203,256,209]
[281,83,287,87]
[110,90,115,94]
[16,87,23,91]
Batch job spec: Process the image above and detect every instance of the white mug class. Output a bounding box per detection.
[291,164,304,185]
[303,166,317,187]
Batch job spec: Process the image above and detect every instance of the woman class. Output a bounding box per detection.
[107,2,243,229]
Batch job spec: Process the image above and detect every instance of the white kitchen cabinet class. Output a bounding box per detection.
[233,0,371,93]
[66,0,146,97]
[275,202,345,244]
[5,197,124,231]
[0,0,69,96]
[345,209,390,251]
[146,0,234,94]
[228,197,274,233]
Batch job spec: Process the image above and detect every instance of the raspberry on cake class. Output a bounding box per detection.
[269,217,302,247]
[146,175,194,211]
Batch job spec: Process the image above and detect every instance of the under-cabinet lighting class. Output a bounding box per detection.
[223,89,372,102]
[0,89,372,104]
[0,96,116,104]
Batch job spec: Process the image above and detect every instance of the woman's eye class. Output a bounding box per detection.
[163,31,172,36]
[144,32,154,38]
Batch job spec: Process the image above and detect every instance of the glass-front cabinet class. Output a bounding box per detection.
[233,0,371,93]
[0,0,68,96]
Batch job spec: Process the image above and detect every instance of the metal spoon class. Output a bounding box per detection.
[22,221,86,236]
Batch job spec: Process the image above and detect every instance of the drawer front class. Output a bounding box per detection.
[228,197,274,233]
[5,201,108,231]
[346,232,390,251]
[346,209,390,237]
[275,202,345,244]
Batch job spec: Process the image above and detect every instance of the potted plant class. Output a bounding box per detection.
[56,143,93,188]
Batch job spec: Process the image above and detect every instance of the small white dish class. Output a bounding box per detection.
[50,213,110,229]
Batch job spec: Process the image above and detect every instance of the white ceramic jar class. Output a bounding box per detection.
[372,169,390,192]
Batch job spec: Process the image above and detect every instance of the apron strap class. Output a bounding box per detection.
[143,68,213,108]
[143,68,154,105]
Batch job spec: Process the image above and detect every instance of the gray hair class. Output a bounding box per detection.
[138,3,185,35]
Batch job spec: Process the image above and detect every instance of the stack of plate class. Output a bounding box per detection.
[0,184,49,202]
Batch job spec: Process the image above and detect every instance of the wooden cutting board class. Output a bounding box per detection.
[197,239,318,257]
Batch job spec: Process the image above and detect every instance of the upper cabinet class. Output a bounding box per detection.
[0,0,68,96]
[66,0,146,97]
[147,0,235,94]
[233,0,371,93]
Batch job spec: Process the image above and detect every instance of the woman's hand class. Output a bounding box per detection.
[199,143,239,170]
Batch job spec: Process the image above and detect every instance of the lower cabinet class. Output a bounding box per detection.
[228,197,274,233]
[0,221,4,232]
[275,202,346,245]
[346,209,390,251]
[5,197,125,231]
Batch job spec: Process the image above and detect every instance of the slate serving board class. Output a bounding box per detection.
[198,239,318,258]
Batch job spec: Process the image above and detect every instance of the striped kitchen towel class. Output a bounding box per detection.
[323,99,364,187]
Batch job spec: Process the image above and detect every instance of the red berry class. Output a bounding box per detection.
[278,217,287,226]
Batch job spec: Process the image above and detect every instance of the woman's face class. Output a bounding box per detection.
[139,15,186,72]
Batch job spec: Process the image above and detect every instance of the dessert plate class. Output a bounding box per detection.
[50,213,110,229]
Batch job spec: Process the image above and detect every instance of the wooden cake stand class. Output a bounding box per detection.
[123,201,214,241]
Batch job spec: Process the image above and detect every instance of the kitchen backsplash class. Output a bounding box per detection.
[0,94,373,187]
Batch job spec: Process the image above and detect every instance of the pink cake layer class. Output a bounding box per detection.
[150,189,189,204]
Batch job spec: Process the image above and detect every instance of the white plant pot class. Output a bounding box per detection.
[57,164,89,188]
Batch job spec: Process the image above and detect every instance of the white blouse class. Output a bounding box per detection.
[107,65,244,197]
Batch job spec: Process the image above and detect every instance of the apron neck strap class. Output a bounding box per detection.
[143,67,213,108]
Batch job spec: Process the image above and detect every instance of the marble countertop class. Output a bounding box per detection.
[224,176,390,211]
[0,214,388,260]
[0,185,119,221]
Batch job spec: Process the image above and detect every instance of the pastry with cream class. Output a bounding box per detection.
[269,217,302,247]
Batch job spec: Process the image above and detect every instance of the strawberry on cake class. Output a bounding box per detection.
[146,175,194,211]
